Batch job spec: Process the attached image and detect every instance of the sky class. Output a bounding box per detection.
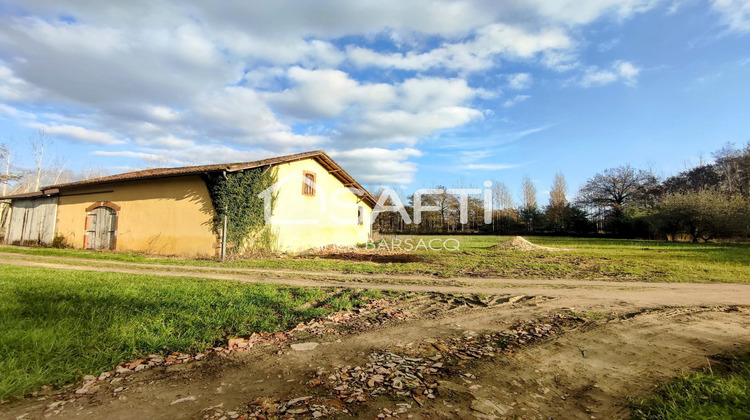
[0,0,749,202]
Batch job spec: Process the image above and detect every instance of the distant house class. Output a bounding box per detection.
[0,151,375,256]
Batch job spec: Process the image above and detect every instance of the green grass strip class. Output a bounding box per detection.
[0,264,380,400]
[630,354,750,419]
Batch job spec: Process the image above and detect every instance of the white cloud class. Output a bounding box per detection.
[193,86,323,148]
[341,107,484,145]
[0,62,40,101]
[266,67,396,119]
[145,106,181,122]
[514,125,554,138]
[243,67,286,89]
[13,0,662,39]
[0,0,670,183]
[503,95,531,107]
[93,150,169,162]
[94,144,280,168]
[399,78,487,111]
[458,150,492,163]
[267,70,485,122]
[133,135,194,149]
[265,70,487,147]
[30,123,124,145]
[598,37,621,51]
[0,104,35,120]
[328,148,422,184]
[348,23,574,72]
[575,60,641,87]
[11,17,124,55]
[616,61,641,80]
[216,32,345,67]
[711,0,750,32]
[464,163,518,170]
[518,0,662,25]
[506,73,533,90]
[157,144,278,165]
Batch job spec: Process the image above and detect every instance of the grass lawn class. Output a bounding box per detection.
[0,264,381,401]
[1,236,748,283]
[630,354,750,419]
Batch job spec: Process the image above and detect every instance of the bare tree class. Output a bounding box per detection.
[31,130,47,191]
[488,180,514,232]
[520,175,537,211]
[548,172,567,209]
[712,142,748,196]
[0,143,17,195]
[48,156,76,185]
[0,142,20,240]
[82,166,110,181]
[491,181,512,210]
[546,172,568,231]
[520,175,538,232]
[577,164,649,218]
[141,154,176,170]
[432,185,456,231]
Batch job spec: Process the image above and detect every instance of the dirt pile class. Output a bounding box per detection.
[492,236,562,251]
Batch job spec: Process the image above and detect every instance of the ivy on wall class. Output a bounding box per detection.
[203,167,277,255]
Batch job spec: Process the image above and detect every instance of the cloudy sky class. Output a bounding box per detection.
[0,0,749,197]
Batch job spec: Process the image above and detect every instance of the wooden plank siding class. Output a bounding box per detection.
[5,197,58,245]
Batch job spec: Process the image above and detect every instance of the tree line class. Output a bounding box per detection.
[0,131,110,197]
[373,142,750,242]
[0,131,110,235]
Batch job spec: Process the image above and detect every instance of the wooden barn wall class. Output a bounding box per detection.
[6,197,58,245]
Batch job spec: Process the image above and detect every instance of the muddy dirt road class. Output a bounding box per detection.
[2,254,750,419]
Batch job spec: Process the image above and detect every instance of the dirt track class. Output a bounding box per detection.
[1,253,749,308]
[2,253,750,419]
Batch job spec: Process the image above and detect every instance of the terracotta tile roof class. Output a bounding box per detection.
[0,190,58,200]
[1,150,376,207]
[45,150,327,190]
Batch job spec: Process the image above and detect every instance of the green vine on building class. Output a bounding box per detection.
[203,167,277,255]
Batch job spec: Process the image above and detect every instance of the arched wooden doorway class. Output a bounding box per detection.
[84,202,119,250]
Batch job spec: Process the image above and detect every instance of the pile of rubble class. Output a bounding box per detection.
[203,350,440,419]
[429,314,579,362]
[293,299,409,336]
[313,352,442,405]
[45,300,582,419]
[245,396,342,418]
[211,314,583,419]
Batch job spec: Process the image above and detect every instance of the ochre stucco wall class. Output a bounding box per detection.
[55,175,218,257]
[270,159,372,251]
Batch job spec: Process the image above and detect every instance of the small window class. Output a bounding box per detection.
[357,206,364,226]
[302,171,316,196]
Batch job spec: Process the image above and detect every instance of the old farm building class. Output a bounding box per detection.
[1,151,375,256]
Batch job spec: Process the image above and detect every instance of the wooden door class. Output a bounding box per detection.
[6,197,57,245]
[85,206,116,250]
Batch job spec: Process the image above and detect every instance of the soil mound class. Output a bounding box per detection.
[492,236,560,252]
